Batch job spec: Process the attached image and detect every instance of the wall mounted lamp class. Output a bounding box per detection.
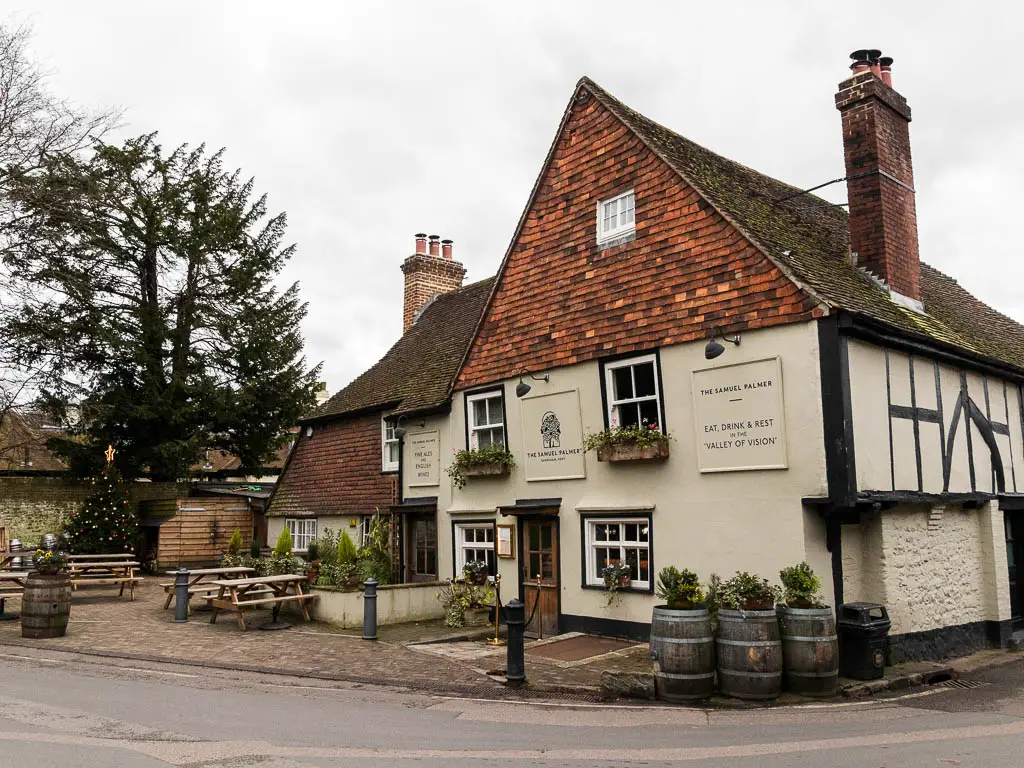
[704,327,741,360]
[515,369,550,398]
[393,414,425,439]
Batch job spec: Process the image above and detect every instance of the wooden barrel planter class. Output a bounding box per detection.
[716,608,782,700]
[650,606,715,701]
[779,607,839,697]
[21,571,72,639]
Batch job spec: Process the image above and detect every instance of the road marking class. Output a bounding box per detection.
[116,667,198,678]
[0,653,62,664]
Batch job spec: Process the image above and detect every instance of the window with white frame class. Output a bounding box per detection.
[585,518,651,589]
[382,418,400,472]
[467,390,505,450]
[454,522,496,575]
[597,189,635,244]
[604,353,663,430]
[285,518,317,552]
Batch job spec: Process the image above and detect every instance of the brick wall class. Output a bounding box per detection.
[456,93,817,390]
[836,72,920,300]
[401,254,466,332]
[0,477,188,545]
[268,412,397,518]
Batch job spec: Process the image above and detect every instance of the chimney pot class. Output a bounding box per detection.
[441,239,453,260]
[415,233,428,255]
[879,56,894,87]
[428,234,440,257]
[849,49,873,75]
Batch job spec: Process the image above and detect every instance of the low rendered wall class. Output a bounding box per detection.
[305,582,445,628]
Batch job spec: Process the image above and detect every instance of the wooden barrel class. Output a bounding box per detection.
[21,571,72,639]
[716,608,782,700]
[650,606,715,701]
[779,607,839,697]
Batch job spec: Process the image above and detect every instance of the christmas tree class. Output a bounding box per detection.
[64,466,138,554]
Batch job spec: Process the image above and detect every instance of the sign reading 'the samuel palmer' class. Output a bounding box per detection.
[407,430,440,487]
[520,389,586,482]
[691,357,788,473]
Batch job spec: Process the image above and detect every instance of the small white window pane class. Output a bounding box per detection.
[473,399,488,426]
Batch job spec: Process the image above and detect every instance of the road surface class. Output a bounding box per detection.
[0,644,1022,766]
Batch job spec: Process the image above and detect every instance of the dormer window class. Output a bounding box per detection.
[597,189,635,245]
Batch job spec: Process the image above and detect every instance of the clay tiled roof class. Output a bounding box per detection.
[308,277,495,421]
[581,77,1024,372]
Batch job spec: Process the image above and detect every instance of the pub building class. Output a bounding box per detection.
[270,51,1024,660]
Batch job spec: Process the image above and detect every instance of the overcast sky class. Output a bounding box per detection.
[5,1,1022,394]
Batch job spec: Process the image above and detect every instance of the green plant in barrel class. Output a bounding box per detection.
[656,566,705,609]
[716,571,781,611]
[779,562,825,608]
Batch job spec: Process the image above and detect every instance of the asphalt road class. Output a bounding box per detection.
[0,644,1022,767]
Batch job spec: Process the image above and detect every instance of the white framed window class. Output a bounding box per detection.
[597,189,635,244]
[467,390,505,450]
[454,522,496,575]
[382,418,400,472]
[285,518,317,552]
[584,518,651,589]
[604,353,662,430]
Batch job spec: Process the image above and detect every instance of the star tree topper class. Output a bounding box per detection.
[104,444,116,466]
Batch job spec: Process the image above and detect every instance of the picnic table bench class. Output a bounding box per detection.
[208,574,317,631]
[0,572,27,620]
[66,555,142,600]
[160,566,257,611]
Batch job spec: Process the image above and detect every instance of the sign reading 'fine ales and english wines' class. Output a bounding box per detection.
[520,389,586,482]
[407,430,440,487]
[691,357,788,473]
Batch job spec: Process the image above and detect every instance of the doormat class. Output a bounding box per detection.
[526,634,635,662]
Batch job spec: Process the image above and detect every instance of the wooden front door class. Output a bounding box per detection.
[405,515,437,582]
[522,518,559,638]
[1006,512,1024,628]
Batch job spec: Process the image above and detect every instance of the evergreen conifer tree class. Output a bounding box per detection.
[64,467,137,554]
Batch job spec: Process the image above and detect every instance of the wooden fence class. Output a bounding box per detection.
[140,498,253,568]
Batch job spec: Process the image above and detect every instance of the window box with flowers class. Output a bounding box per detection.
[446,445,516,489]
[584,424,670,463]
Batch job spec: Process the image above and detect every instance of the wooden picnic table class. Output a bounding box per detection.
[208,574,317,631]
[67,559,142,600]
[66,553,136,560]
[160,566,257,610]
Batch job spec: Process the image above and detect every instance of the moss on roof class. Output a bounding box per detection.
[307,277,495,421]
[582,77,1024,372]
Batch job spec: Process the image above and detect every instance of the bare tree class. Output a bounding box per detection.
[0,22,121,444]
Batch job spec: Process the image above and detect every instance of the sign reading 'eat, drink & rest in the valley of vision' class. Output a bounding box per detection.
[691,357,788,473]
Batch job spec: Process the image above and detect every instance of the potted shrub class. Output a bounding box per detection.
[655,566,704,610]
[778,562,838,697]
[436,579,496,628]
[717,571,781,611]
[583,423,670,463]
[601,562,632,606]
[445,445,516,489]
[304,540,321,584]
[337,532,362,589]
[249,539,262,559]
[462,560,489,586]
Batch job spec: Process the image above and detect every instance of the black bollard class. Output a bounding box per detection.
[362,578,378,640]
[505,598,526,685]
[173,568,189,623]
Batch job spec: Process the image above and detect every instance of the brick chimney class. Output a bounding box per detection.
[400,233,466,332]
[836,50,922,306]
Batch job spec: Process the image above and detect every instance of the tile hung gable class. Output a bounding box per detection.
[456,77,820,390]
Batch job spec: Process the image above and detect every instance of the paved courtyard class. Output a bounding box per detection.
[0,582,649,698]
